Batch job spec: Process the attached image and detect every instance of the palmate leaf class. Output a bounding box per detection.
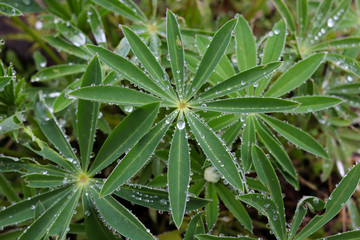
[241,114,256,172]
[271,0,296,33]
[251,145,286,240]
[0,185,72,228]
[83,192,120,240]
[185,111,244,191]
[88,6,107,48]
[256,20,286,96]
[265,53,326,97]
[196,234,256,240]
[122,25,176,98]
[18,187,79,240]
[294,162,360,240]
[205,182,218,231]
[114,184,209,211]
[31,64,87,82]
[254,117,298,183]
[89,186,155,240]
[88,102,160,175]
[24,174,69,188]
[214,183,252,231]
[101,111,177,196]
[238,193,285,240]
[85,45,177,103]
[235,15,257,72]
[310,37,360,52]
[184,212,205,240]
[167,10,186,95]
[168,121,190,228]
[77,56,102,170]
[259,114,329,159]
[192,98,299,113]
[185,19,237,101]
[70,86,161,106]
[196,35,235,79]
[44,36,92,60]
[287,96,342,113]
[34,96,79,165]
[91,0,147,23]
[196,62,282,101]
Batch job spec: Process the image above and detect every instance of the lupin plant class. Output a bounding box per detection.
[0,0,360,240]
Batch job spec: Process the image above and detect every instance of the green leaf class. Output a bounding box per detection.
[0,174,20,202]
[238,193,285,240]
[205,183,218,231]
[24,141,76,172]
[297,0,308,38]
[289,196,325,239]
[168,122,190,228]
[47,189,81,238]
[91,0,147,23]
[0,0,41,13]
[310,38,360,52]
[0,77,11,90]
[185,111,243,191]
[259,114,329,159]
[208,114,240,132]
[44,36,92,60]
[195,234,256,240]
[294,162,360,240]
[329,83,360,95]
[196,35,235,79]
[115,184,209,211]
[0,113,23,135]
[251,145,286,240]
[326,53,360,77]
[0,3,22,16]
[24,174,69,188]
[347,199,360,229]
[18,187,78,240]
[222,121,243,147]
[31,64,87,82]
[34,96,79,165]
[196,62,282,101]
[101,111,177,196]
[307,0,333,39]
[265,53,325,97]
[70,86,162,107]
[0,185,72,228]
[185,19,237,101]
[192,98,299,114]
[288,96,342,113]
[122,25,176,99]
[56,21,90,47]
[89,186,155,240]
[53,78,81,113]
[88,6,107,48]
[184,212,205,240]
[88,102,160,175]
[167,10,186,95]
[215,183,252,231]
[77,56,102,170]
[86,45,176,102]
[271,0,296,33]
[316,230,360,240]
[241,115,256,172]
[235,15,257,72]
[83,192,120,240]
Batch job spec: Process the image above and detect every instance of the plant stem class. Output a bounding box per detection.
[11,17,63,65]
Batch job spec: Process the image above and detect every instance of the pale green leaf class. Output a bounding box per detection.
[0,3,22,16]
[310,38,360,52]
[88,102,160,175]
[31,64,87,82]
[271,0,296,33]
[288,96,342,113]
[297,0,308,38]
[265,53,325,97]
[185,19,237,101]
[259,114,329,159]
[185,111,243,191]
[326,53,360,78]
[168,123,190,228]
[101,111,177,196]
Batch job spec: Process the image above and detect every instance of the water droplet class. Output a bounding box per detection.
[274,29,280,35]
[327,18,335,28]
[124,106,133,113]
[177,120,185,130]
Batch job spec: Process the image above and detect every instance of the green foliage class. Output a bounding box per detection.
[0,0,360,239]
